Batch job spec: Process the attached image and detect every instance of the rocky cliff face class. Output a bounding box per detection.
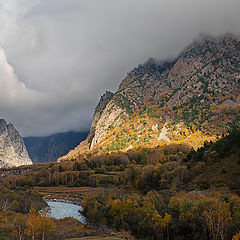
[0,119,32,168]
[59,33,240,161]
[88,91,114,146]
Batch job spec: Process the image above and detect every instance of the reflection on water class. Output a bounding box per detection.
[47,201,86,224]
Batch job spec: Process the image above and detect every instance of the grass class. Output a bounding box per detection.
[189,151,240,193]
[34,186,104,195]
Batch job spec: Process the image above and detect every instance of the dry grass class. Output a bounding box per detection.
[189,151,240,194]
[35,186,104,195]
[64,237,123,240]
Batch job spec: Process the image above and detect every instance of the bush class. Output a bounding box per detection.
[135,151,148,164]
[222,167,227,173]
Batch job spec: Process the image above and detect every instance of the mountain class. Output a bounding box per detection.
[59,33,240,161]
[0,119,32,168]
[24,131,88,163]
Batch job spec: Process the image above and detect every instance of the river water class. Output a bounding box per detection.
[47,201,86,224]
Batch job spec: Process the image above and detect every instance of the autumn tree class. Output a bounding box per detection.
[152,210,163,239]
[229,195,240,222]
[233,231,240,240]
[26,208,39,240]
[202,198,232,240]
[38,212,56,240]
[169,192,233,240]
[14,214,27,240]
[162,213,172,240]
[26,208,55,240]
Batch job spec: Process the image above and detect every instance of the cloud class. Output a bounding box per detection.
[0,0,240,136]
[0,0,39,57]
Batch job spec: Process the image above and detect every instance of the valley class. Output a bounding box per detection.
[0,34,239,240]
[0,127,239,239]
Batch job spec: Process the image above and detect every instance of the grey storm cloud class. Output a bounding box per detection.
[0,0,240,136]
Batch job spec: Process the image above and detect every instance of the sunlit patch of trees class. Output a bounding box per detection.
[86,96,240,156]
[0,127,239,239]
[82,189,240,240]
[0,186,54,239]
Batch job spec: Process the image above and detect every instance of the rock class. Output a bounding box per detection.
[92,34,239,142]
[88,91,114,144]
[60,33,240,160]
[0,119,32,168]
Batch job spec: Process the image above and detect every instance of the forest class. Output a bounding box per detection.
[0,128,239,239]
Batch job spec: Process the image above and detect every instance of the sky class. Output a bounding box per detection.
[0,0,240,137]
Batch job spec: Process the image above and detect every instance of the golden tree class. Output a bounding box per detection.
[232,231,240,240]
[13,214,27,240]
[38,212,56,240]
[26,208,39,240]
[26,208,55,240]
[162,213,172,240]
[151,210,163,239]
[202,199,232,240]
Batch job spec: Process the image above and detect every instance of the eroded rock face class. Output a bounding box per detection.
[89,34,240,147]
[90,99,128,148]
[88,91,114,144]
[59,33,240,161]
[0,119,32,168]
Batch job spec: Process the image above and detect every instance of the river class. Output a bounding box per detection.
[47,200,86,224]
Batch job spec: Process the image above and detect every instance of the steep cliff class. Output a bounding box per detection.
[88,91,114,146]
[59,33,240,161]
[0,119,32,167]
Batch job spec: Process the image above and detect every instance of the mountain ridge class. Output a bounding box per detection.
[59,33,240,161]
[24,131,88,163]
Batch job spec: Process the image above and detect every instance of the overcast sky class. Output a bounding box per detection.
[0,0,239,137]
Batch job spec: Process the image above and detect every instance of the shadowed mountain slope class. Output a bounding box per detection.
[24,131,88,163]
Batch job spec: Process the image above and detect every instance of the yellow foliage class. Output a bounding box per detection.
[26,208,55,239]
[233,231,240,240]
[162,213,172,228]
[26,208,39,238]
[170,192,233,240]
[105,133,111,139]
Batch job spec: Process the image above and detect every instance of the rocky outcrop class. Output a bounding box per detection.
[90,34,240,146]
[90,99,128,148]
[0,119,32,168]
[88,91,114,144]
[59,33,240,161]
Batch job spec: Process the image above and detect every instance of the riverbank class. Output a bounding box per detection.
[35,186,105,205]
[36,186,132,239]
[38,187,90,222]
